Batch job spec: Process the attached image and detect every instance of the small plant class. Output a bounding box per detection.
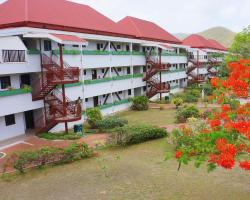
[130,96,149,111]
[95,116,128,131]
[172,97,183,109]
[86,107,103,128]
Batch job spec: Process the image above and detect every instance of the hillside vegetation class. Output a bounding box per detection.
[198,26,236,48]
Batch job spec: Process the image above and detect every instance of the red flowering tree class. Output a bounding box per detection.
[172,59,250,172]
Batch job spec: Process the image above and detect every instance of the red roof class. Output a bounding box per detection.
[182,34,214,49]
[0,0,131,37]
[52,34,87,43]
[208,39,227,51]
[117,16,181,44]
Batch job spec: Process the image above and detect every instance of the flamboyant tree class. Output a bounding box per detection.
[172,59,250,172]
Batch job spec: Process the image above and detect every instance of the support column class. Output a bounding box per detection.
[59,44,68,133]
[159,48,162,100]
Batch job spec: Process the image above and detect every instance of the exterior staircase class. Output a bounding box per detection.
[186,54,205,84]
[32,53,82,133]
[207,57,220,77]
[143,51,171,99]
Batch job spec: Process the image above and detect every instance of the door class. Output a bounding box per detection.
[24,110,35,130]
[92,70,97,80]
[93,96,99,107]
[20,74,31,87]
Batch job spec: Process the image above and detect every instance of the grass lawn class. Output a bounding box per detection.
[1,139,250,200]
[116,108,177,126]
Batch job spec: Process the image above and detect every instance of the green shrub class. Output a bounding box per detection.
[86,107,103,128]
[176,105,200,123]
[130,96,149,111]
[39,131,81,140]
[183,89,200,103]
[12,143,93,173]
[109,124,168,146]
[95,116,128,131]
[172,97,183,108]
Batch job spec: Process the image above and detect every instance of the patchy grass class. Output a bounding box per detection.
[116,108,177,126]
[1,139,250,200]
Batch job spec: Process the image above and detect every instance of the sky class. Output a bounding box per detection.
[0,0,249,33]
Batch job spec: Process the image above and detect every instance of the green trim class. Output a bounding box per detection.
[170,85,181,90]
[82,50,109,55]
[0,88,32,97]
[113,74,133,80]
[84,74,136,85]
[99,99,130,110]
[133,73,144,78]
[111,51,131,55]
[132,51,145,56]
[84,77,112,85]
[27,49,40,55]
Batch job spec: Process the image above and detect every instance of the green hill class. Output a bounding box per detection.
[198,26,236,48]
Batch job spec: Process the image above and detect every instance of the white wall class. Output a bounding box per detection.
[0,112,25,141]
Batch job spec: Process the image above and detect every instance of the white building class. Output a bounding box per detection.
[0,0,226,141]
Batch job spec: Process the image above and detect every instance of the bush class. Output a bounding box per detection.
[183,89,200,103]
[130,96,149,111]
[12,143,93,173]
[176,105,200,123]
[109,124,168,146]
[39,131,81,140]
[86,107,103,128]
[95,116,128,131]
[172,97,183,108]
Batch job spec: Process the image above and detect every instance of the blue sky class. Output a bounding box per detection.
[1,0,249,33]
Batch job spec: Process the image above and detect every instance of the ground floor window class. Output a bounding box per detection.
[5,114,16,126]
[0,76,11,89]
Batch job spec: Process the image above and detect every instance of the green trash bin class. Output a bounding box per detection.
[74,124,83,134]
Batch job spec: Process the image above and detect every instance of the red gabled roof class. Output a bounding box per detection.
[0,0,131,37]
[208,39,227,51]
[117,16,181,44]
[182,34,214,49]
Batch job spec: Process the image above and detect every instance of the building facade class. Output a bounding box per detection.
[0,0,227,141]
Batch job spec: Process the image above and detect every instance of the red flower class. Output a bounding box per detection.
[210,119,221,129]
[239,161,250,170]
[175,150,182,159]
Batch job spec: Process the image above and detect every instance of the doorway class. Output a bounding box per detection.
[92,69,97,80]
[20,74,31,87]
[24,110,35,130]
[93,96,99,107]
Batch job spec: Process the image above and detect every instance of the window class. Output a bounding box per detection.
[5,114,15,126]
[84,70,86,75]
[0,76,11,89]
[44,40,51,51]
[204,55,208,59]
[85,98,88,102]
[2,50,25,62]
[143,86,146,91]
[97,43,103,50]
[118,68,122,72]
[126,45,130,52]
[102,69,105,73]
[103,94,106,98]
[118,91,122,94]
[128,89,132,96]
[72,45,79,47]
[127,67,131,74]
[116,45,121,50]
[143,66,146,73]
